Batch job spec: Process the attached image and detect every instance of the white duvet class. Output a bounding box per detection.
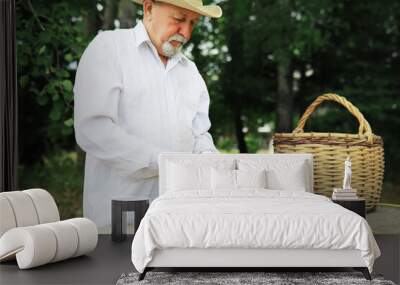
[131,190,380,273]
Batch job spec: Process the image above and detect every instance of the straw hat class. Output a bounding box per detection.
[132,0,222,18]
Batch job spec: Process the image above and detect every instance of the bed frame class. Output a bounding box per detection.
[140,248,371,280]
[139,153,372,281]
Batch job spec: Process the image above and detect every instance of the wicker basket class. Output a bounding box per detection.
[273,93,384,211]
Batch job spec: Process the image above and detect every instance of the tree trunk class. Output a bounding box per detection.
[118,0,136,28]
[223,0,249,153]
[83,8,101,37]
[234,108,248,153]
[276,59,293,132]
[103,0,119,30]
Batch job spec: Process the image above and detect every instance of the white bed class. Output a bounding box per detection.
[131,153,380,280]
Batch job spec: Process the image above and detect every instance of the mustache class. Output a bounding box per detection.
[168,34,187,44]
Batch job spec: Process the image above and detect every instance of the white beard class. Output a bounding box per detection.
[161,41,181,57]
[161,34,187,58]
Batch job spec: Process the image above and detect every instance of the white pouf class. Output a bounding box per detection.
[0,189,98,269]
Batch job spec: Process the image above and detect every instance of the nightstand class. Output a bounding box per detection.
[332,198,366,218]
[111,197,149,242]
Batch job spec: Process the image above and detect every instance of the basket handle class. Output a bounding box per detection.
[293,93,374,143]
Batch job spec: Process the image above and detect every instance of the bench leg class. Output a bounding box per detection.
[138,268,148,281]
[354,267,371,280]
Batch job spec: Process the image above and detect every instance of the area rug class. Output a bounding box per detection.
[116,271,396,285]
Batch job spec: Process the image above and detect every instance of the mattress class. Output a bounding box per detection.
[131,190,380,273]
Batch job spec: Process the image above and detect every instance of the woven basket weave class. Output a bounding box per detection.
[273,94,384,211]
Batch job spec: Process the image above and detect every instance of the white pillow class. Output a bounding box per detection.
[165,159,236,192]
[266,168,307,191]
[237,158,311,192]
[211,169,268,191]
[211,169,236,190]
[236,169,267,189]
[167,163,212,191]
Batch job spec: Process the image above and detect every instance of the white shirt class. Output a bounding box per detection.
[73,21,217,228]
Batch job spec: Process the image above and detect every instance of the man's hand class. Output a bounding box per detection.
[131,167,159,180]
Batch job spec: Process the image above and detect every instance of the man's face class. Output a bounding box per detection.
[144,1,200,58]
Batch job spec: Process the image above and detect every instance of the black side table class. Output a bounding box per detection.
[111,197,149,242]
[332,198,366,218]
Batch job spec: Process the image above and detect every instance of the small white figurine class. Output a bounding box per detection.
[343,157,352,190]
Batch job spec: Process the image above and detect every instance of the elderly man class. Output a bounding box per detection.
[73,0,222,229]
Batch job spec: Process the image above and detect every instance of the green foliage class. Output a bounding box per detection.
[18,150,83,219]
[248,0,331,63]
[244,133,264,153]
[215,136,237,152]
[17,0,91,150]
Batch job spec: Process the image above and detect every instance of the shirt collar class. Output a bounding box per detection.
[134,21,188,65]
[134,21,151,48]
